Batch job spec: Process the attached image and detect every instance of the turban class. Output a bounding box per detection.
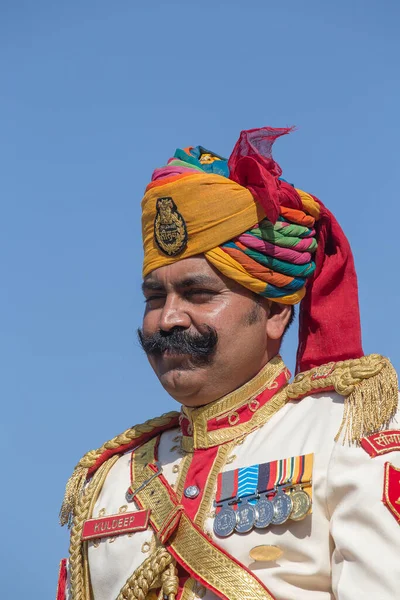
[141,127,363,373]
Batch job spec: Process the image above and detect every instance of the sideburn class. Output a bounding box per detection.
[242,298,264,326]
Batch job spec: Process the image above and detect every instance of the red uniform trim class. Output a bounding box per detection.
[382,462,400,523]
[361,430,400,458]
[207,371,288,432]
[180,446,219,520]
[56,558,67,600]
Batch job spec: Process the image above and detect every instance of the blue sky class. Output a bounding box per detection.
[1,2,399,597]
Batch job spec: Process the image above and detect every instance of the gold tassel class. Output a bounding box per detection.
[335,357,399,444]
[160,562,179,600]
[59,466,88,527]
[287,354,399,445]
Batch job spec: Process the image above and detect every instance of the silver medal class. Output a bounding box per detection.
[235,500,258,533]
[213,505,237,537]
[254,495,274,528]
[271,488,293,525]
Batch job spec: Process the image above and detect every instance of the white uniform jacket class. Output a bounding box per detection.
[62,356,400,600]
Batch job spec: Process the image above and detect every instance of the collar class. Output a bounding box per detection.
[180,355,290,451]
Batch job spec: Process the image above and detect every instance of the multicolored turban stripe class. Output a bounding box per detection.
[149,146,319,305]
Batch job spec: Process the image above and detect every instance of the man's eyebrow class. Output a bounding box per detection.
[141,279,164,293]
[176,275,219,288]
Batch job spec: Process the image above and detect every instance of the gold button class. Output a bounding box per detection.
[249,545,283,562]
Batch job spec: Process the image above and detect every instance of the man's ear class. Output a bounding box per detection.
[266,302,293,340]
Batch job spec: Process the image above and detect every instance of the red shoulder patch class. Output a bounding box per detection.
[360,430,400,457]
[382,462,400,523]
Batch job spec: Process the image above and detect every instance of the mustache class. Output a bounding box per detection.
[137,325,218,365]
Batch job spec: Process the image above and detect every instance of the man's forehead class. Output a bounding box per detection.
[142,271,221,291]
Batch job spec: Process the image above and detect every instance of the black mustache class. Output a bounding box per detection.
[137,325,218,365]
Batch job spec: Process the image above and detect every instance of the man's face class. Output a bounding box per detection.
[140,256,287,407]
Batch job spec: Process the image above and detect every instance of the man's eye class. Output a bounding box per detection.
[185,289,216,299]
[144,295,165,304]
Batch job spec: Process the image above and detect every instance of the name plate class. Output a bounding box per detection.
[361,430,400,458]
[82,510,150,541]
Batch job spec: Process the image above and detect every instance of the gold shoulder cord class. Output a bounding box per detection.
[287,354,398,444]
[68,455,120,600]
[60,411,179,528]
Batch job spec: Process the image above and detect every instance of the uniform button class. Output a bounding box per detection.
[184,485,200,499]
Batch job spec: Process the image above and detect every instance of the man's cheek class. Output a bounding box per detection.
[142,314,158,335]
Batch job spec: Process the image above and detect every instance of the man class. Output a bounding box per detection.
[58,127,400,600]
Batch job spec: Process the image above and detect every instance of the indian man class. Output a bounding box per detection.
[58,127,400,600]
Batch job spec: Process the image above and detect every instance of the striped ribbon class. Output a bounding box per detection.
[215,454,313,509]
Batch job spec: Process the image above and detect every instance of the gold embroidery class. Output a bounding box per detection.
[154,196,188,257]
[184,387,288,450]
[130,440,275,600]
[267,380,279,390]
[248,398,259,412]
[142,541,151,553]
[228,412,240,426]
[194,442,235,528]
[226,454,237,465]
[181,357,288,451]
[175,454,192,499]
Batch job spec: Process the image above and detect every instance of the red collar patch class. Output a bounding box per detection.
[360,430,400,458]
[383,462,400,523]
[82,509,149,541]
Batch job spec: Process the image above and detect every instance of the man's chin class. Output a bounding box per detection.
[157,365,206,403]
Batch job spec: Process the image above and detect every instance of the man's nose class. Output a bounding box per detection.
[159,295,191,331]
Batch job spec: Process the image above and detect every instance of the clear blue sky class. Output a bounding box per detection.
[1,2,399,597]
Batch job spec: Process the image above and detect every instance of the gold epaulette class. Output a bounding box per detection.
[286,354,399,445]
[59,410,180,527]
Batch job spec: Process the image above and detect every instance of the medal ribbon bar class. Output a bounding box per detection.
[215,453,314,507]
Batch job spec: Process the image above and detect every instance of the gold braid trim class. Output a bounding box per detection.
[68,455,120,600]
[60,411,180,527]
[287,354,399,444]
[116,547,178,600]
